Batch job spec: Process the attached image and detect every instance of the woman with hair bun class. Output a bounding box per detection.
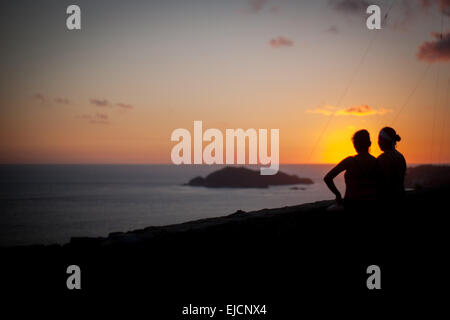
[376,127,406,202]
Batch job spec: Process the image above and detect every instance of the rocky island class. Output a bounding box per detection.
[186,166,314,188]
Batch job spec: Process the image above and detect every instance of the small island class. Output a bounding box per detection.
[186,166,313,188]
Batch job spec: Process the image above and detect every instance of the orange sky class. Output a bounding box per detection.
[1,0,449,165]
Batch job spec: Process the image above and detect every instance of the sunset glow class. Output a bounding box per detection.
[1,0,449,165]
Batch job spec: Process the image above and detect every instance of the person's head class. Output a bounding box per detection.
[378,127,401,151]
[352,129,371,154]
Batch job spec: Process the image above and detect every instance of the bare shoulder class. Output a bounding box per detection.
[341,156,355,167]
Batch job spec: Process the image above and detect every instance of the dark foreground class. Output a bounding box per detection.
[1,187,448,316]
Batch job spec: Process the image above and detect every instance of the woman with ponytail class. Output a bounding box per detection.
[324,129,377,210]
[376,127,406,202]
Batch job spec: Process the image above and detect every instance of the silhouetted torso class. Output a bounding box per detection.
[342,154,377,201]
[376,150,406,201]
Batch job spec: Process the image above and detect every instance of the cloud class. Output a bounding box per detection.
[90,98,135,110]
[337,105,392,116]
[394,0,450,29]
[329,0,370,14]
[307,104,392,116]
[32,94,69,105]
[269,36,294,48]
[306,105,336,116]
[421,0,450,15]
[77,113,110,124]
[33,93,46,103]
[89,98,109,107]
[390,0,447,30]
[95,113,108,120]
[325,25,339,34]
[416,31,450,63]
[439,0,450,15]
[54,97,70,104]
[244,0,268,13]
[117,102,134,109]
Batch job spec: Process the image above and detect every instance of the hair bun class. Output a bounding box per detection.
[395,134,401,142]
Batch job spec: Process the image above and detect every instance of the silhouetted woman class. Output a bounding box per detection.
[376,127,406,202]
[324,130,377,208]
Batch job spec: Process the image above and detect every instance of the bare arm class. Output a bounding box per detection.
[323,159,348,204]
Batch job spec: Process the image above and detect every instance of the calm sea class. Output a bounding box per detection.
[0,164,344,246]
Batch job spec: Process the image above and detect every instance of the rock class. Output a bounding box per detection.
[231,209,247,216]
[186,166,313,188]
[187,176,205,186]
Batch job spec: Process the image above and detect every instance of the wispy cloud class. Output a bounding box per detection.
[387,0,449,30]
[89,98,109,107]
[77,113,110,124]
[117,102,134,109]
[54,97,70,104]
[417,31,450,63]
[307,104,392,116]
[421,0,450,16]
[337,105,392,116]
[90,98,135,110]
[243,0,268,14]
[439,0,450,15]
[95,113,108,120]
[306,105,336,116]
[33,93,46,103]
[325,25,339,34]
[269,36,294,48]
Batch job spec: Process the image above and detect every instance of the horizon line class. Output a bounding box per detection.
[0,162,447,166]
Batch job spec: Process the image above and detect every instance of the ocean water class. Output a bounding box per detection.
[0,164,344,246]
